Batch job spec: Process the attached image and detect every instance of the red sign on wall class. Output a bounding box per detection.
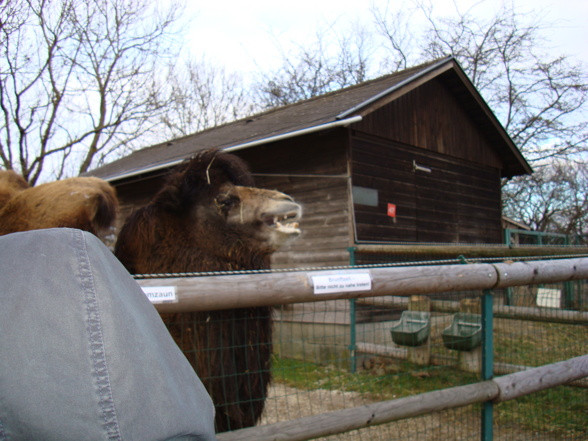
[387,203,397,218]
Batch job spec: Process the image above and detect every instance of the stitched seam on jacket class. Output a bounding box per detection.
[75,230,122,441]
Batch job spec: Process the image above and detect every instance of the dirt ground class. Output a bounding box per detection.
[259,383,566,441]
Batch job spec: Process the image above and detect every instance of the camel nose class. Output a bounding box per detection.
[279,194,294,202]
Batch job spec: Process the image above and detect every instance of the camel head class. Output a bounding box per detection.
[213,183,301,250]
[150,148,302,254]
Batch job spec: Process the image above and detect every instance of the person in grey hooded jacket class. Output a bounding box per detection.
[0,228,217,441]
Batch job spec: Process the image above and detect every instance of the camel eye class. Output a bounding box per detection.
[215,195,239,213]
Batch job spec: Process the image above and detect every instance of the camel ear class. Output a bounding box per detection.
[153,161,212,212]
[216,153,255,188]
[152,149,254,212]
[153,180,191,212]
[166,151,234,208]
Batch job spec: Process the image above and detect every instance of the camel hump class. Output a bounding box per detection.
[81,178,119,232]
[39,177,119,234]
[0,170,30,207]
[0,176,118,236]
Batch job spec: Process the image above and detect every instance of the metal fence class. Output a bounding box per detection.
[137,255,588,440]
[504,228,582,246]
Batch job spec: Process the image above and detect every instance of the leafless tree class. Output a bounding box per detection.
[159,57,255,139]
[503,162,588,242]
[370,2,417,72]
[254,24,374,108]
[373,1,588,164]
[0,0,183,183]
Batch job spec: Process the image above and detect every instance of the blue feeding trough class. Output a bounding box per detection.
[442,313,482,351]
[390,311,431,347]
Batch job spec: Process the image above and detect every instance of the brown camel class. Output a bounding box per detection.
[0,170,118,237]
[114,149,302,433]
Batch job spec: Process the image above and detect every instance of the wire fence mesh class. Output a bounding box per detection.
[270,293,586,439]
[151,251,588,440]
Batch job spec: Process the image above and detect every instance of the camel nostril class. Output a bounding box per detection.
[279,194,294,202]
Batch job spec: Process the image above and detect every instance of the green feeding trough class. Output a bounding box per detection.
[442,313,483,351]
[390,311,431,347]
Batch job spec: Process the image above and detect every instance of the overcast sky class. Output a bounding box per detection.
[180,0,588,75]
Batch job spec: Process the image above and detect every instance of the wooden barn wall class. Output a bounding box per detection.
[351,133,502,244]
[114,175,166,232]
[237,130,352,268]
[354,77,504,170]
[112,130,353,269]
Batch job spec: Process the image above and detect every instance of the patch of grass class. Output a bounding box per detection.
[272,356,478,401]
[272,355,587,438]
[496,386,588,437]
[494,321,588,366]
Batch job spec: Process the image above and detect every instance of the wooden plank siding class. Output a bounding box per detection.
[237,130,353,268]
[351,133,502,244]
[354,76,504,170]
[114,175,167,231]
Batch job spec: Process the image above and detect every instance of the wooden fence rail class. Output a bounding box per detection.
[216,355,588,441]
[137,257,588,313]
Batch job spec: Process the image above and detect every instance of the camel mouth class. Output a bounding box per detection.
[263,211,301,236]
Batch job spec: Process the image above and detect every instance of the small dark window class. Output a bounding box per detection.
[352,186,378,207]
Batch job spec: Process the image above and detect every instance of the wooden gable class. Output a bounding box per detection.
[350,75,505,244]
[353,74,504,170]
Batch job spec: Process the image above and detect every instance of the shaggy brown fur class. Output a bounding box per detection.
[114,149,302,433]
[0,170,118,237]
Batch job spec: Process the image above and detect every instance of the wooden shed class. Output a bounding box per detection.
[88,56,532,269]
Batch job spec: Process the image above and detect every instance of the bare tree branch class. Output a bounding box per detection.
[0,0,184,183]
[503,162,588,241]
[254,23,376,108]
[156,57,254,139]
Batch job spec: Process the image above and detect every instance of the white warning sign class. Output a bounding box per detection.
[141,286,178,303]
[311,273,372,295]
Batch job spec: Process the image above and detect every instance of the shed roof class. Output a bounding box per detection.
[87,56,532,182]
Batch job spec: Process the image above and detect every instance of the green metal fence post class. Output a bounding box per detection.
[564,281,574,309]
[481,289,494,441]
[348,247,357,373]
[348,246,357,267]
[504,229,512,247]
[349,299,357,373]
[502,232,513,305]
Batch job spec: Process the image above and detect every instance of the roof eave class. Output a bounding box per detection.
[336,56,455,120]
[100,115,363,183]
